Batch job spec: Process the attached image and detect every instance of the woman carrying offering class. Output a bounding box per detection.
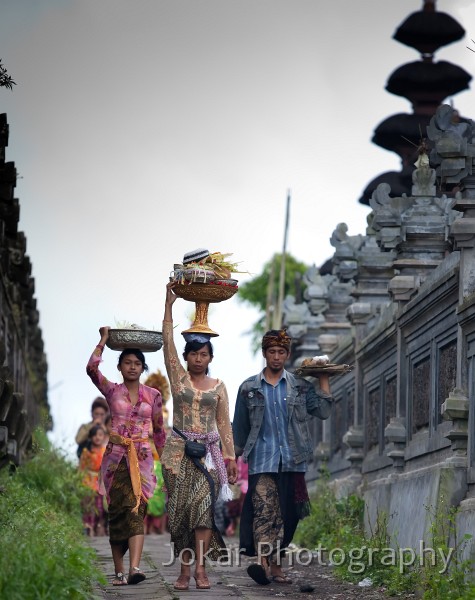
[86,328,165,586]
[161,281,237,591]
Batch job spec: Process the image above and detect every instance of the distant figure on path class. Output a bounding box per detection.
[87,327,165,586]
[75,396,109,458]
[79,424,107,537]
[233,328,333,585]
[225,456,248,536]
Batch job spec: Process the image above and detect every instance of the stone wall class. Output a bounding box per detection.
[0,113,49,468]
[284,105,475,561]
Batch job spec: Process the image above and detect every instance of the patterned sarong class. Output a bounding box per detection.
[163,453,225,560]
[239,471,310,560]
[108,457,146,544]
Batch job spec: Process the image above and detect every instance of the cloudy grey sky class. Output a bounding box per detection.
[1,0,474,457]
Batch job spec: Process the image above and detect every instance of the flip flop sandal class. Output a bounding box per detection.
[173,576,190,590]
[247,563,271,585]
[194,572,211,589]
[112,572,128,586]
[128,567,146,585]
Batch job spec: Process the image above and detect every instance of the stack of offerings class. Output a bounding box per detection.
[294,355,353,377]
[171,248,240,288]
[170,249,242,338]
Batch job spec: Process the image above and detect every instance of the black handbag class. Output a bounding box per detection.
[173,426,206,458]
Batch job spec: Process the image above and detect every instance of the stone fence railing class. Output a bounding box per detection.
[284,105,475,554]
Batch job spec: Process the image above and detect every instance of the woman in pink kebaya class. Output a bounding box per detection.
[87,327,165,586]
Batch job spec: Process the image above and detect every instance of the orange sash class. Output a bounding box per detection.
[109,433,148,514]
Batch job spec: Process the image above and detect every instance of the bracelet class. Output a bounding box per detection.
[96,344,105,350]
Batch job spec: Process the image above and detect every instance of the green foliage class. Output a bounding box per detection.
[19,428,90,514]
[0,58,16,89]
[0,428,105,599]
[336,510,421,595]
[237,253,310,351]
[420,501,474,600]
[294,468,364,551]
[294,472,475,597]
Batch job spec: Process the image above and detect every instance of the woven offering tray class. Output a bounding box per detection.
[173,282,238,303]
[106,329,163,352]
[171,249,242,337]
[294,363,353,377]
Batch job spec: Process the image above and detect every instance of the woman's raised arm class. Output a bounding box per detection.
[86,326,114,398]
[162,283,186,389]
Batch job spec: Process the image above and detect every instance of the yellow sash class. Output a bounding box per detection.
[109,433,148,514]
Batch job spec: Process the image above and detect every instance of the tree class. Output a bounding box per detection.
[0,60,16,90]
[237,253,309,353]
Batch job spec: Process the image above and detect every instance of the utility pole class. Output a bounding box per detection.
[272,189,291,329]
[264,255,276,333]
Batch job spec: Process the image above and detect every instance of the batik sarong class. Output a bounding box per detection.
[239,471,310,560]
[108,457,146,544]
[163,454,225,560]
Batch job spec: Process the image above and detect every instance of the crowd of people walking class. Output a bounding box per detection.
[77,281,333,589]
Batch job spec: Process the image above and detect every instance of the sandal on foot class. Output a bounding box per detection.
[112,572,128,586]
[272,574,293,584]
[247,563,271,585]
[173,575,190,590]
[128,567,146,585]
[194,572,211,589]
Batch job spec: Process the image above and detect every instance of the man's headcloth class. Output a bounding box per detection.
[261,328,291,351]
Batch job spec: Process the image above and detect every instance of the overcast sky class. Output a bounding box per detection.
[1,0,474,458]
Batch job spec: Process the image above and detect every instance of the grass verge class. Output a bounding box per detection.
[0,428,106,600]
[294,468,475,598]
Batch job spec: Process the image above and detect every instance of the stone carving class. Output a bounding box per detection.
[330,223,364,281]
[427,103,474,185]
[303,265,331,315]
[385,418,407,470]
[342,425,365,470]
[366,164,458,304]
[441,388,469,466]
[411,143,436,197]
[283,270,328,360]
[282,294,311,341]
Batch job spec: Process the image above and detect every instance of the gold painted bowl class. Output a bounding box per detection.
[173,282,238,303]
[106,329,163,352]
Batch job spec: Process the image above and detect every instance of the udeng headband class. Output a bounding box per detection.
[262,329,291,351]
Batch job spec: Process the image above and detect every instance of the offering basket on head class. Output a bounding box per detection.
[106,328,163,352]
[170,249,241,337]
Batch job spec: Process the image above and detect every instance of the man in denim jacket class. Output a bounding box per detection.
[232,328,332,586]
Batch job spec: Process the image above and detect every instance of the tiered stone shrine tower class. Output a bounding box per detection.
[359,0,470,205]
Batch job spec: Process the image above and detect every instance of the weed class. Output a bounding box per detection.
[420,500,473,600]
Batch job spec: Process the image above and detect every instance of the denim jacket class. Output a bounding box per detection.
[232,370,333,465]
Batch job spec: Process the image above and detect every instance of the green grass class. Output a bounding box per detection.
[0,429,106,600]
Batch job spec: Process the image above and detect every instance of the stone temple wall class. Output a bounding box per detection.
[0,113,49,468]
[283,104,475,563]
